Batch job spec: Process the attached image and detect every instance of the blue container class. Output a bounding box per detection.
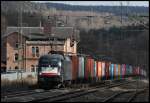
[126,64,130,76]
[129,65,132,75]
[110,64,114,80]
[94,61,97,78]
[78,56,85,78]
[116,64,118,78]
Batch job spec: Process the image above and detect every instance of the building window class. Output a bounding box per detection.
[15,66,19,70]
[15,53,19,61]
[32,47,36,57]
[36,47,39,57]
[31,65,35,72]
[32,47,40,57]
[35,65,38,72]
[70,39,74,47]
[15,42,19,48]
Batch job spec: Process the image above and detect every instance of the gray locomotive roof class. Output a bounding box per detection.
[40,54,64,60]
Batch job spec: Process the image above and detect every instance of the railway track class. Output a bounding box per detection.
[1,89,44,98]
[127,88,148,102]
[29,80,136,102]
[102,88,148,102]
[1,88,66,100]
[1,79,129,98]
[1,80,137,102]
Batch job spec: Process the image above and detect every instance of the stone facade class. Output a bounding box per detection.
[3,32,77,72]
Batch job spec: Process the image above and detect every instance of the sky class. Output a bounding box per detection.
[32,1,149,7]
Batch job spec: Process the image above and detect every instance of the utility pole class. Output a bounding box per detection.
[126,1,130,17]
[17,2,23,79]
[120,2,123,24]
[18,3,22,71]
[40,4,42,27]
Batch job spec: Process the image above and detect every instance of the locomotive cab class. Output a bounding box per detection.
[38,54,64,88]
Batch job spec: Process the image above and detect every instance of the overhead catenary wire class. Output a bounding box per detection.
[18,2,23,71]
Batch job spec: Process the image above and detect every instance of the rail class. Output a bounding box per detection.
[1,80,137,102]
[30,80,136,102]
[102,88,148,102]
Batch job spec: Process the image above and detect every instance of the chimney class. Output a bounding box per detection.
[43,16,52,34]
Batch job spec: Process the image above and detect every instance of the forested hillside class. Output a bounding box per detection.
[78,25,149,75]
[1,1,149,27]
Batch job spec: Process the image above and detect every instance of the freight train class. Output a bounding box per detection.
[37,53,147,88]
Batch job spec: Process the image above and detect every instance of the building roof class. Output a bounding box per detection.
[2,27,44,38]
[50,27,80,42]
[3,26,80,41]
[27,33,49,40]
[51,27,73,38]
[4,26,44,36]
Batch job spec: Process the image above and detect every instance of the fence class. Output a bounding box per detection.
[1,72,37,81]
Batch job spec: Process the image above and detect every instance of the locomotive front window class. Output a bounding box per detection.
[50,58,60,67]
[41,66,54,71]
[39,57,61,67]
[39,58,49,64]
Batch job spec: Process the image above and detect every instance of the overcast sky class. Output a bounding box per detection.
[32,1,149,7]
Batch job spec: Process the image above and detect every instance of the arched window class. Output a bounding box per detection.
[32,47,36,57]
[35,65,38,72]
[70,37,74,47]
[31,65,35,72]
[36,47,39,57]
[15,53,19,61]
[15,42,19,48]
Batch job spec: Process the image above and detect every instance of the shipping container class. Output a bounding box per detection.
[94,61,97,78]
[121,64,126,78]
[124,64,126,78]
[90,58,95,78]
[141,68,144,76]
[118,64,121,79]
[110,63,114,80]
[137,66,140,75]
[97,61,102,80]
[129,65,132,75]
[109,63,111,79]
[133,66,136,76]
[114,64,116,79]
[105,62,110,80]
[71,56,79,80]
[126,64,130,76]
[120,64,122,79]
[84,57,87,80]
[84,57,91,80]
[78,56,85,78]
[63,56,72,81]
[116,64,118,78]
[101,62,105,79]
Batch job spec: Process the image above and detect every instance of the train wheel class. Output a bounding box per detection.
[56,83,65,88]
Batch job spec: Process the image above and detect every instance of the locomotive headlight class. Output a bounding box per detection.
[39,72,42,75]
[58,62,62,67]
